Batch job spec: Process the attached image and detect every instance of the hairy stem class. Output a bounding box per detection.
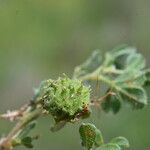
[0,107,42,150]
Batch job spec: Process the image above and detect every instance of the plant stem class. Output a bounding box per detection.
[0,107,42,150]
[80,71,142,104]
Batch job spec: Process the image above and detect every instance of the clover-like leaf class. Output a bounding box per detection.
[110,136,129,148]
[79,123,103,150]
[95,143,121,150]
[21,137,33,148]
[119,86,147,109]
[101,92,121,114]
[74,46,149,111]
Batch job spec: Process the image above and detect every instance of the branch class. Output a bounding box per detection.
[0,105,42,150]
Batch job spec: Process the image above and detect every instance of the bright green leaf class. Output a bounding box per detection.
[95,129,104,147]
[95,143,121,150]
[79,123,97,150]
[110,136,129,148]
[79,123,103,150]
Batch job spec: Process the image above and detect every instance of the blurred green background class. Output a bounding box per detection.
[0,0,150,150]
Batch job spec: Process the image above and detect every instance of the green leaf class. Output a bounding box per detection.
[95,129,104,147]
[74,50,103,79]
[11,121,37,148]
[74,46,149,111]
[103,46,136,68]
[120,87,147,109]
[101,92,121,114]
[79,123,97,150]
[21,137,33,148]
[79,123,103,150]
[95,143,121,150]
[144,69,150,86]
[18,121,36,139]
[110,137,129,148]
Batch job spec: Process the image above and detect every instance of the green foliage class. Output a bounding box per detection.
[79,123,103,150]
[79,123,129,150]
[110,137,129,148]
[11,122,37,148]
[95,144,121,150]
[74,45,149,112]
[0,46,149,150]
[74,50,103,78]
[101,93,121,114]
[144,69,150,86]
[21,137,33,149]
[17,122,36,139]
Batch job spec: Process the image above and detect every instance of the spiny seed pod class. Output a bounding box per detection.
[34,76,91,122]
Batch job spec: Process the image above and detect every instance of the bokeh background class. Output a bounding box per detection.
[0,0,150,150]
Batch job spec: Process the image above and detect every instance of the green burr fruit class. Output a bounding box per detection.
[34,76,91,122]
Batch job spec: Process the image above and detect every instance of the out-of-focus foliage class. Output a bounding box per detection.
[74,46,149,111]
[0,0,150,150]
[110,137,129,148]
